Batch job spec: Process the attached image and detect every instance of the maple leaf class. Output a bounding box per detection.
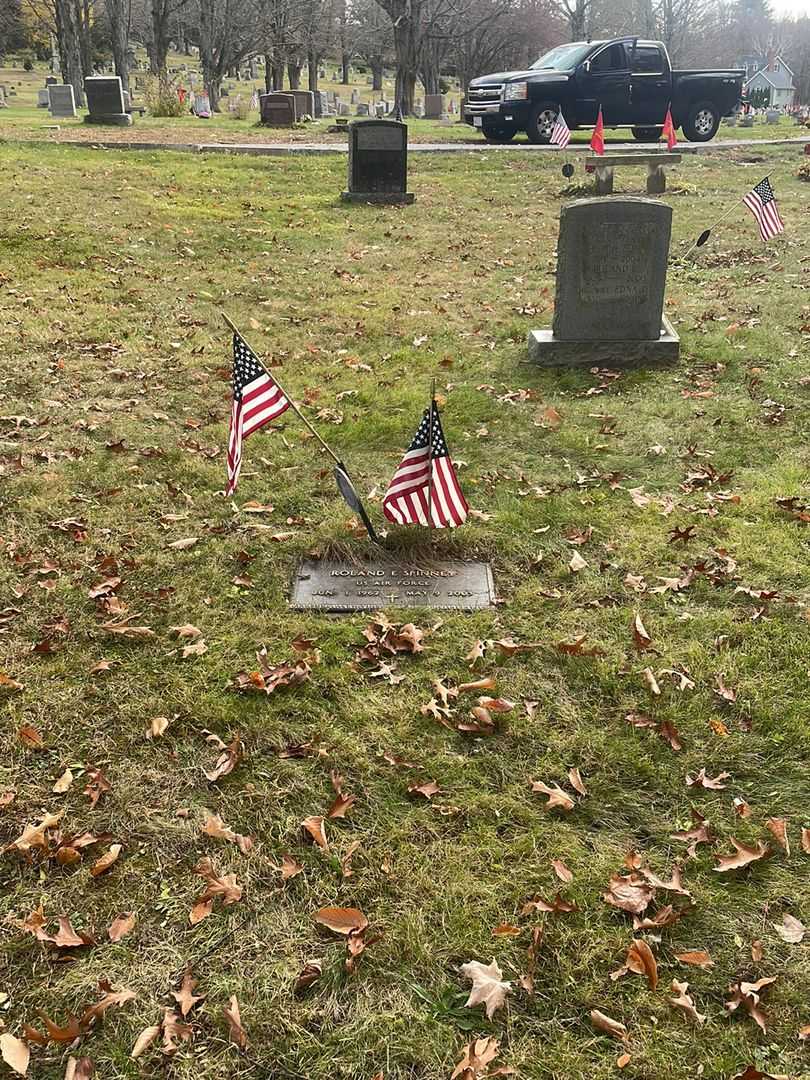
[669,980,706,1024]
[451,1036,501,1079]
[713,838,769,873]
[460,959,510,1019]
[531,781,574,811]
[80,980,136,1028]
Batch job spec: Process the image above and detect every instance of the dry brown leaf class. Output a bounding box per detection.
[302,815,328,849]
[83,766,111,807]
[130,1025,160,1059]
[686,768,730,789]
[0,1034,29,1076]
[604,872,654,915]
[669,979,706,1024]
[451,1036,501,1079]
[90,843,122,877]
[589,1009,628,1041]
[460,959,510,1019]
[80,980,136,1027]
[725,976,777,1032]
[531,781,574,812]
[204,734,243,782]
[52,768,74,793]
[569,550,588,573]
[172,971,205,1017]
[713,838,769,873]
[161,1008,193,1056]
[223,995,247,1050]
[611,939,658,989]
[765,817,790,855]
[314,907,369,935]
[18,724,45,749]
[101,620,155,640]
[801,827,810,854]
[551,858,573,883]
[189,857,242,923]
[408,780,441,800]
[64,1057,94,1080]
[108,912,136,942]
[567,767,587,796]
[465,640,486,669]
[674,950,714,969]
[642,667,661,695]
[632,613,653,651]
[774,913,805,944]
[147,716,169,738]
[279,853,303,881]
[0,672,24,692]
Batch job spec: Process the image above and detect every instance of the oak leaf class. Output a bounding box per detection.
[451,1036,500,1079]
[531,780,574,812]
[172,971,205,1017]
[713,838,769,873]
[669,980,706,1024]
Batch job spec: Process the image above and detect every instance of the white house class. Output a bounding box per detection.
[744,56,796,108]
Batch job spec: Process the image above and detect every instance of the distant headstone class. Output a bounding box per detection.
[47,83,76,118]
[314,90,328,118]
[84,75,132,125]
[193,91,211,118]
[424,93,444,119]
[341,119,414,204]
[260,92,295,127]
[37,88,50,108]
[740,114,754,128]
[337,101,351,117]
[0,85,6,109]
[528,197,678,367]
[356,102,370,116]
[351,89,359,105]
[45,76,58,86]
[287,89,315,119]
[766,108,780,124]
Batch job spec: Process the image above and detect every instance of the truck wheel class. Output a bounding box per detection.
[632,126,662,141]
[526,102,559,144]
[683,101,719,142]
[481,124,517,143]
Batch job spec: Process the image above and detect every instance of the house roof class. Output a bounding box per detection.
[744,57,795,91]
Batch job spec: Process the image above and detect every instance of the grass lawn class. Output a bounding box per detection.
[1,137,809,1080]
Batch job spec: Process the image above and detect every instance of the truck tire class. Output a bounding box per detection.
[526,102,559,144]
[632,126,662,141]
[481,123,517,143]
[683,101,720,142]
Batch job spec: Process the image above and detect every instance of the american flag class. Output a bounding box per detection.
[743,177,784,242]
[550,110,571,149]
[382,403,468,528]
[226,332,290,495]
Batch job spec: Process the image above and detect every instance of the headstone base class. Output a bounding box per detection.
[83,113,133,126]
[341,191,415,204]
[527,315,679,368]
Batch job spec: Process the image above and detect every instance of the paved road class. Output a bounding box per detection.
[50,135,810,157]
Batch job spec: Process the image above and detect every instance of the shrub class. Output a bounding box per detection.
[798,161,810,183]
[142,75,187,117]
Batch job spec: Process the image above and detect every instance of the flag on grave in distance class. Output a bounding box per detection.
[249,89,259,111]
[550,109,571,149]
[743,176,785,242]
[226,332,290,495]
[382,402,469,528]
[590,106,605,155]
[662,105,677,150]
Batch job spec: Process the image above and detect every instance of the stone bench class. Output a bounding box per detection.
[584,153,682,195]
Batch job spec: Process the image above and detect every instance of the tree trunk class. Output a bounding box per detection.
[393,17,418,114]
[272,58,285,89]
[150,0,170,77]
[77,0,91,77]
[288,60,301,88]
[371,58,383,91]
[55,0,85,104]
[308,49,318,92]
[107,0,130,93]
[341,52,350,83]
[264,52,273,91]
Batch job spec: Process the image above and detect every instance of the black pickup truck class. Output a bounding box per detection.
[465,37,744,144]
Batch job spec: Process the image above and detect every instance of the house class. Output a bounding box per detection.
[743,55,796,108]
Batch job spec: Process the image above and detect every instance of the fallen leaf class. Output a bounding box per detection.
[604,872,654,915]
[278,853,303,881]
[130,1025,160,1059]
[632,613,653,652]
[551,858,573,883]
[108,912,136,942]
[460,959,510,1019]
[0,1034,29,1076]
[90,843,122,877]
[302,815,328,849]
[765,817,790,855]
[713,838,769,873]
[611,939,658,989]
[674,950,714,969]
[17,724,45,749]
[223,995,247,1050]
[172,971,205,1017]
[774,913,805,944]
[64,1057,94,1080]
[669,980,706,1024]
[531,780,574,812]
[53,768,74,793]
[726,976,778,1032]
[451,1036,501,1079]
[567,767,587,796]
[204,734,243,782]
[314,907,368,935]
[589,1009,628,1041]
[686,768,730,790]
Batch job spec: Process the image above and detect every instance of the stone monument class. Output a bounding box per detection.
[259,92,296,126]
[424,93,444,119]
[528,197,679,367]
[286,89,315,119]
[47,83,77,118]
[341,119,414,204]
[83,76,132,125]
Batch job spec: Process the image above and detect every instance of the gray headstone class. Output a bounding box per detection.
[528,197,678,366]
[424,93,444,119]
[291,559,495,611]
[84,76,132,125]
[45,76,58,86]
[47,83,77,118]
[37,88,50,107]
[314,90,328,118]
[356,102,370,116]
[351,89,359,105]
[286,89,315,119]
[342,119,414,204]
[259,92,295,127]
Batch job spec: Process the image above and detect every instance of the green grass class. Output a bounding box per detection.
[1,138,809,1080]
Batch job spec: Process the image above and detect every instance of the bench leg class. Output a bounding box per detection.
[595,166,613,195]
[647,164,666,194]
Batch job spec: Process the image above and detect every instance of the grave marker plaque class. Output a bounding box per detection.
[47,84,77,118]
[528,196,679,367]
[291,559,495,611]
[84,76,132,125]
[341,119,414,204]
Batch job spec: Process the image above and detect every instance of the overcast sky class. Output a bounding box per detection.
[771,0,807,16]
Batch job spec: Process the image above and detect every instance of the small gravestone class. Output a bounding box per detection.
[528,197,678,367]
[314,90,327,117]
[740,114,754,128]
[351,89,359,105]
[356,101,370,116]
[37,88,50,108]
[424,93,444,119]
[766,108,780,124]
[84,75,132,125]
[287,89,314,119]
[260,92,295,126]
[341,119,414,204]
[337,101,351,117]
[47,84,77,118]
[292,559,495,611]
[45,76,58,86]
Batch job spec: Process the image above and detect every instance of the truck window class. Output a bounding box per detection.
[632,46,663,74]
[590,43,627,72]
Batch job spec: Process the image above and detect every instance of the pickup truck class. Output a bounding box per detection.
[465,38,744,144]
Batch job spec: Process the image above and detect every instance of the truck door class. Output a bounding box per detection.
[629,44,671,125]
[575,42,630,126]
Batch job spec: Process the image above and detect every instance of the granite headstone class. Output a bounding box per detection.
[341,119,414,204]
[528,197,679,366]
[260,92,295,126]
[84,76,132,125]
[47,83,77,118]
[424,93,444,119]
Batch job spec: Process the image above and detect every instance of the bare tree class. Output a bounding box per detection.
[106,0,132,91]
[197,0,258,109]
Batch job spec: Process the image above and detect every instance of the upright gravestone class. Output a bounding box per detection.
[37,88,50,108]
[287,89,315,119]
[314,90,327,118]
[341,119,414,204]
[45,76,58,86]
[260,92,296,127]
[83,76,132,125]
[424,94,444,119]
[47,84,77,118]
[527,197,678,367]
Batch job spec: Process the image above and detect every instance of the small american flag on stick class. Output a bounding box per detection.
[383,402,468,528]
[226,331,290,494]
[743,176,784,242]
[550,110,571,149]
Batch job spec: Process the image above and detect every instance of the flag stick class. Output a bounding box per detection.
[686,172,773,259]
[426,378,436,530]
[221,311,341,466]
